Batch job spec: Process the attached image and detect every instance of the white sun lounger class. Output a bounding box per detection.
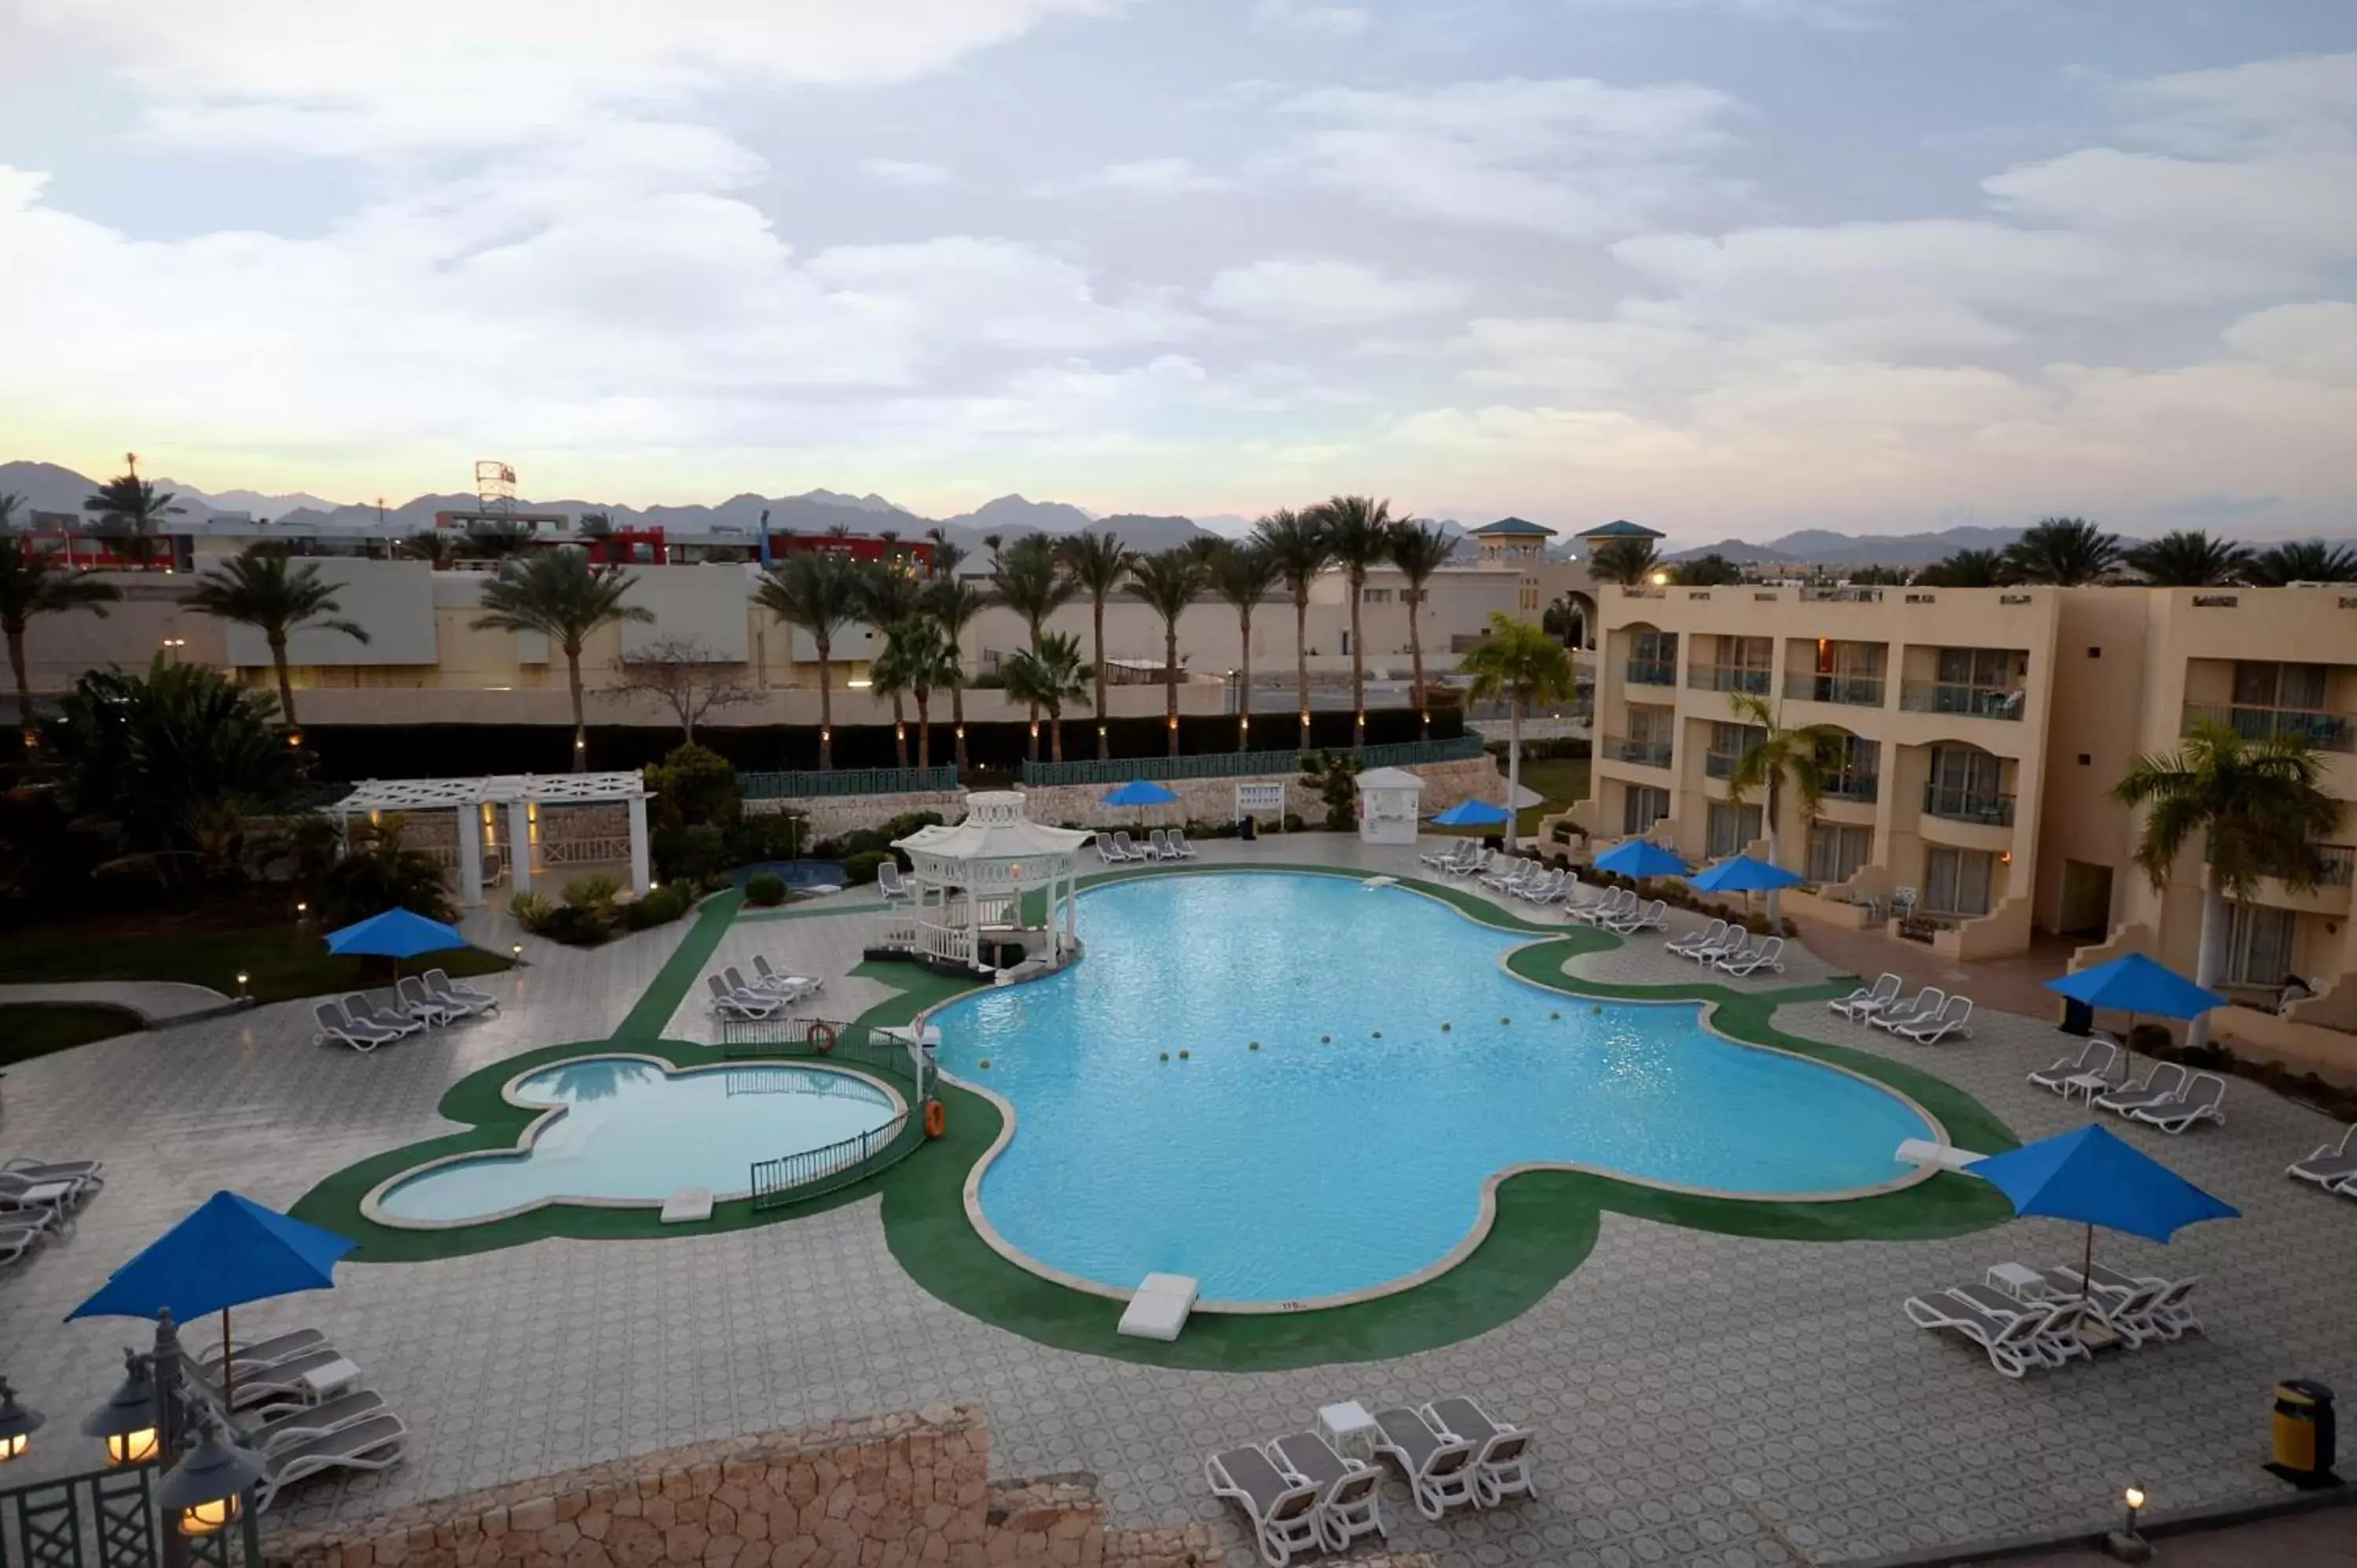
[1604,897,1667,935]
[2041,1265,2204,1343]
[313,1001,400,1053]
[1668,918,1729,959]
[1685,923,1745,963]
[4,1156,104,1189]
[1567,887,1634,927]
[1421,1397,1534,1505]
[2095,1061,2187,1118]
[1896,995,1973,1044]
[423,969,498,1016]
[196,1329,331,1375]
[394,975,456,1028]
[1479,856,1533,892]
[0,1172,92,1213]
[2028,1036,2113,1094]
[2289,1124,2357,1190]
[1516,869,1568,903]
[2129,1072,2227,1134]
[1266,1431,1387,1552]
[1168,828,1200,859]
[1715,936,1784,976]
[1110,831,1151,863]
[1902,1290,2073,1379]
[342,993,423,1039]
[1829,973,1901,1020]
[1369,1407,1480,1519]
[750,956,823,999]
[1094,834,1124,865]
[0,1212,55,1267]
[706,974,781,1020]
[181,1349,358,1416]
[878,862,916,902]
[240,1389,389,1456]
[2029,1269,2170,1350]
[1871,987,1945,1035]
[1205,1445,1325,1566]
[254,1412,409,1513]
[1421,841,1477,871]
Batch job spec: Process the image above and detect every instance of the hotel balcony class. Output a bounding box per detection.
[2182,702,2356,753]
[1625,658,1678,688]
[1783,671,1886,709]
[2252,843,2356,915]
[1819,775,1880,805]
[1922,783,2015,827]
[1605,735,1674,769]
[1688,664,1772,697]
[1900,681,2025,721]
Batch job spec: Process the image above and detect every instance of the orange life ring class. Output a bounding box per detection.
[811,1021,838,1054]
[924,1100,947,1139]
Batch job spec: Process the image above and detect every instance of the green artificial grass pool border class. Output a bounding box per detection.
[291,863,2018,1371]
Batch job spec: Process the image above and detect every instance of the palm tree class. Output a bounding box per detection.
[1387,521,1457,731]
[401,530,458,567]
[855,561,927,761]
[2123,530,2252,586]
[2248,540,2357,586]
[1669,552,1743,587]
[1913,548,2007,588]
[1311,496,1401,744]
[471,549,654,770]
[2112,721,2340,1046]
[1056,530,1135,759]
[1586,537,1660,586]
[1457,614,1574,853]
[81,454,184,566]
[925,573,988,772]
[1125,548,1207,757]
[2003,516,2120,585]
[1000,631,1092,763]
[885,617,961,769]
[186,544,371,742]
[990,533,1077,740]
[753,551,862,769]
[0,534,121,747]
[1721,691,1849,920]
[1205,542,1282,751]
[1253,507,1332,749]
[0,491,21,534]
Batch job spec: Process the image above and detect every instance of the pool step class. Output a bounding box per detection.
[1897,1138,1989,1174]
[662,1187,715,1224]
[1118,1273,1200,1341]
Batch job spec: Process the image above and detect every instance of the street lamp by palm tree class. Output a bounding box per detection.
[1126,548,1207,758]
[81,454,185,567]
[1457,614,1574,853]
[187,545,370,743]
[2123,530,2253,587]
[2112,720,2339,1046]
[925,573,987,772]
[1056,530,1135,760]
[1311,495,1400,745]
[1205,541,1281,752]
[1721,691,1848,921]
[2003,517,2121,585]
[875,617,961,769]
[1253,507,1332,750]
[1001,631,1091,763]
[753,551,861,770]
[1387,521,1456,732]
[1,533,121,749]
[991,534,1076,743]
[471,549,654,771]
[1586,537,1659,586]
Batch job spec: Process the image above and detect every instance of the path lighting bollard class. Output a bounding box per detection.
[2103,1484,2150,1563]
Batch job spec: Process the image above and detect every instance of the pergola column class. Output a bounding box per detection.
[967,876,984,969]
[628,794,651,896]
[508,800,534,893]
[456,804,483,907]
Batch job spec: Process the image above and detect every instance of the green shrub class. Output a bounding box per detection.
[744,873,787,907]
[563,872,621,909]
[508,890,553,932]
[652,824,727,885]
[841,850,890,886]
[621,881,697,930]
[645,744,742,830]
[538,902,612,945]
[728,810,805,865]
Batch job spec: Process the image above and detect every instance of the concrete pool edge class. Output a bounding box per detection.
[934,866,1950,1314]
[358,1053,906,1231]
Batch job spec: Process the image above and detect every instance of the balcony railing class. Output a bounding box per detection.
[1688,665,1772,695]
[1625,658,1677,687]
[1606,736,1673,769]
[1783,671,1886,708]
[1820,775,1880,804]
[2183,703,2357,753]
[1705,752,1739,779]
[1900,681,2025,720]
[2259,844,2356,888]
[1922,783,2015,826]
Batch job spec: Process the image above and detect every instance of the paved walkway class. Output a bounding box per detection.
[1992,1498,2357,1566]
[0,979,233,1024]
[2,833,2351,1568]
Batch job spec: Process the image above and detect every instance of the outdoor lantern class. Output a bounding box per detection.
[1648,570,1670,587]
[235,973,249,992]
[511,943,523,959]
[2106,1483,2151,1563]
[0,1377,42,1462]
[295,901,307,916]
[156,1419,265,1537]
[82,1352,158,1466]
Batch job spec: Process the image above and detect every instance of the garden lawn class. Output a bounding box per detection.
[0,1004,143,1066]
[0,923,509,1005]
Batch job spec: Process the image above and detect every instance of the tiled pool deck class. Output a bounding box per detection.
[2,837,2351,1566]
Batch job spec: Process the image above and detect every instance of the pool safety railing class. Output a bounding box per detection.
[724,1017,940,1211]
[1017,732,1486,787]
[748,1110,912,1211]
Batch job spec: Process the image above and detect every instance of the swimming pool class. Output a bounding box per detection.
[368,1056,900,1225]
[931,871,1937,1306]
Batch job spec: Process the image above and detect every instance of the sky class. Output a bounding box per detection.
[2,0,2354,539]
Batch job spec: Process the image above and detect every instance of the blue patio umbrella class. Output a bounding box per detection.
[1685,855,1805,895]
[68,1191,357,1405]
[1431,799,1511,828]
[2047,952,2226,1073]
[1593,839,1689,881]
[1968,1125,2238,1330]
[1102,779,1181,808]
[325,907,469,962]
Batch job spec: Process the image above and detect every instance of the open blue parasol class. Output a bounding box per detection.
[326,907,469,962]
[1685,855,1804,895]
[1102,779,1181,808]
[2047,952,2226,1074]
[1431,799,1511,828]
[1593,840,1688,881]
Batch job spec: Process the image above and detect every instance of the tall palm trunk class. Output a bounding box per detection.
[269,630,302,739]
[564,639,587,771]
[1406,589,1428,734]
[891,694,908,768]
[1505,697,1523,853]
[915,691,931,770]
[8,623,33,748]
[1050,709,1064,763]
[1347,573,1365,743]
[816,642,834,770]
[1236,609,1253,752]
[1027,618,1045,742]
[1763,775,1783,921]
[1164,618,1181,757]
[1092,598,1109,760]
[950,680,967,772]
[1293,592,1311,749]
[2190,874,2229,1049]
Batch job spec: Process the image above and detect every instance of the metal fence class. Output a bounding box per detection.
[1017,733,1486,787]
[1,1463,258,1568]
[739,766,962,800]
[720,1018,940,1211]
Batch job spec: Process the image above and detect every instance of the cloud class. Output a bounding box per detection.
[1558,0,1922,29]
[861,159,952,187]
[1036,157,1231,196]
[2223,302,2357,386]
[1205,259,1468,325]
[1251,0,1369,38]
[1273,76,1743,234]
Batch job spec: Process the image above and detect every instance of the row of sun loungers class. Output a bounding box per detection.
[0,1156,104,1268]
[313,970,499,1052]
[181,1328,409,1511]
[1663,919,1786,976]
[1207,1398,1534,1565]
[1096,829,1200,865]
[2026,1039,2227,1133]
[2289,1124,2357,1199]
[706,958,826,1020]
[1824,974,1974,1043]
[1905,1266,2205,1377]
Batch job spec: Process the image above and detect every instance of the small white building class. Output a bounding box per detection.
[1353,766,1426,846]
[883,793,1094,973]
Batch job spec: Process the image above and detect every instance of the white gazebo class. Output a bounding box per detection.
[1353,765,1426,846]
[331,771,652,906]
[883,792,1093,973]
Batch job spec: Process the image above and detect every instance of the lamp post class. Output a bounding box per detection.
[0,1377,42,1462]
[156,1416,266,1542]
[82,1349,161,1466]
[2105,1484,2150,1563]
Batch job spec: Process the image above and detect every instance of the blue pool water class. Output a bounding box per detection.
[931,872,1934,1303]
[375,1057,897,1223]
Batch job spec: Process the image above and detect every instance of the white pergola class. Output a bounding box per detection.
[887,792,1092,973]
[332,771,652,906]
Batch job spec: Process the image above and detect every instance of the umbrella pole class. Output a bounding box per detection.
[222,1308,235,1411]
[2077,1222,2095,1338]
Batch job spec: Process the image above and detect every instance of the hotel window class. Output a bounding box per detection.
[1706,721,1765,779]
[1936,647,2018,691]
[1706,802,1762,859]
[1622,785,1670,837]
[1922,846,1997,918]
[1928,745,2003,798]
[1806,823,1873,884]
[2225,903,2297,986]
[1361,588,1392,603]
[2231,661,2328,711]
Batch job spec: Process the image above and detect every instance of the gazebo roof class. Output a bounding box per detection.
[894,792,1093,864]
[332,771,648,812]
[1354,766,1427,792]
[1578,518,1664,540]
[1471,516,1556,537]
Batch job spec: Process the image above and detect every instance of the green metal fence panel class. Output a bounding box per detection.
[1016,733,1486,787]
[739,766,961,800]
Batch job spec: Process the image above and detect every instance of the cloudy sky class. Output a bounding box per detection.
[2,0,2352,537]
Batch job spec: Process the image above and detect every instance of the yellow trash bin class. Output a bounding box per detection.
[2268,1379,2337,1488]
